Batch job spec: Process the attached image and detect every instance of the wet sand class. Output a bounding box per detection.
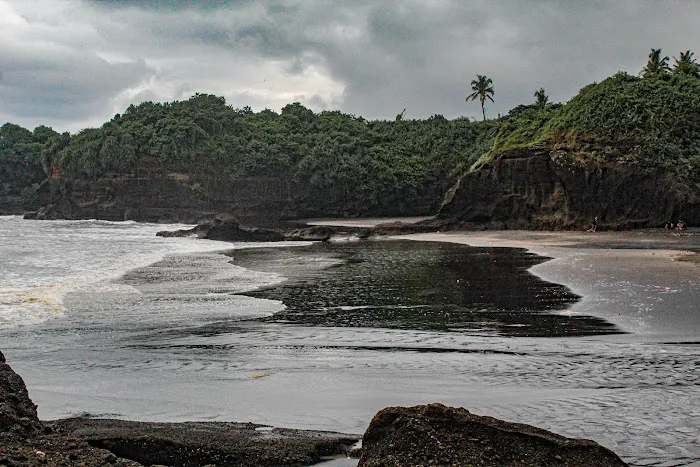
[4,220,698,465]
[395,229,700,341]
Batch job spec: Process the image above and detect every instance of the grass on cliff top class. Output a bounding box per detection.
[482,72,700,181]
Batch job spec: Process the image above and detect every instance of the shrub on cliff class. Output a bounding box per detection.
[489,72,700,183]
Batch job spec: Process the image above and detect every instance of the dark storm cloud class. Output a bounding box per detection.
[2,0,700,131]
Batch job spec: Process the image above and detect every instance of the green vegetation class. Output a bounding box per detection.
[642,48,671,77]
[466,75,495,121]
[3,47,699,216]
[673,50,700,78]
[0,123,62,202]
[533,88,549,109]
[2,97,492,216]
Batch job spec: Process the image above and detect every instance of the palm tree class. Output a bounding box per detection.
[673,50,700,78]
[467,75,495,121]
[642,48,671,76]
[534,88,549,108]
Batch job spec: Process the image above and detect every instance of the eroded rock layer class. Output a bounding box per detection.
[439,147,700,230]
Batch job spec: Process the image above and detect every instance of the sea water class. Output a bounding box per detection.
[0,216,698,466]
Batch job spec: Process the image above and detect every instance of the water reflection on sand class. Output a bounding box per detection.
[3,237,698,466]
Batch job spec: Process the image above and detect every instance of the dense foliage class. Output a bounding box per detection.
[4,58,699,216]
[488,72,700,183]
[0,123,62,201]
[2,96,491,216]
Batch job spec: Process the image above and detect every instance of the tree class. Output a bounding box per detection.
[534,88,549,108]
[642,48,670,77]
[673,50,700,78]
[467,75,495,121]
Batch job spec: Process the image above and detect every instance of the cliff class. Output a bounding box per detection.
[26,175,294,225]
[25,171,445,225]
[438,145,700,230]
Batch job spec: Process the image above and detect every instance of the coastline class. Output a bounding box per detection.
[3,219,699,465]
[393,229,700,340]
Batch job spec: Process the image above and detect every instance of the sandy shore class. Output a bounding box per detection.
[392,229,700,341]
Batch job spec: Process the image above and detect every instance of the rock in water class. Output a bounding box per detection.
[0,350,43,439]
[284,225,334,241]
[157,213,286,242]
[359,403,627,466]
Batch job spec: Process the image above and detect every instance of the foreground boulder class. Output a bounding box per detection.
[359,403,627,467]
[0,350,42,439]
[1,349,359,466]
[3,351,628,466]
[1,351,140,466]
[51,418,359,466]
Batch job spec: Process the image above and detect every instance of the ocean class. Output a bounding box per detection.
[0,216,698,466]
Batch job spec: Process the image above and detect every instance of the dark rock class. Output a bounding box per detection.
[25,176,297,225]
[440,146,700,230]
[1,351,359,466]
[284,225,334,241]
[0,352,42,439]
[50,418,359,467]
[1,353,142,466]
[212,212,239,227]
[0,434,143,467]
[359,403,627,467]
[157,214,286,242]
[363,220,446,237]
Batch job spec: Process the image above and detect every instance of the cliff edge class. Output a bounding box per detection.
[439,145,700,230]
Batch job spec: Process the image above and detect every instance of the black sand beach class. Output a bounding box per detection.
[2,224,698,466]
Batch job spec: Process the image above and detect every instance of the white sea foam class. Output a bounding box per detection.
[0,216,305,329]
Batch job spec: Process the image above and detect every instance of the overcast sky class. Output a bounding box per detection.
[2,0,699,132]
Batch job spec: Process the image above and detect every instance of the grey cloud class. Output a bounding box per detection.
[2,0,700,131]
[1,48,153,127]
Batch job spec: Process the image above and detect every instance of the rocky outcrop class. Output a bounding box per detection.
[1,349,358,466]
[157,214,285,242]
[50,418,359,467]
[23,176,295,225]
[0,350,42,439]
[284,225,334,242]
[439,146,700,230]
[4,352,630,466]
[1,351,141,466]
[157,215,338,242]
[359,403,627,467]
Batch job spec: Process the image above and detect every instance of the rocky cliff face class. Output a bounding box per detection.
[439,146,700,230]
[26,175,294,225]
[24,171,443,225]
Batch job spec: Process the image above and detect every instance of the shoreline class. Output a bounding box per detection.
[3,219,699,465]
[392,229,700,341]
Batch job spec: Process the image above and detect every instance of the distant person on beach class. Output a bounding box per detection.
[665,221,675,230]
[586,216,598,232]
[677,219,687,231]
